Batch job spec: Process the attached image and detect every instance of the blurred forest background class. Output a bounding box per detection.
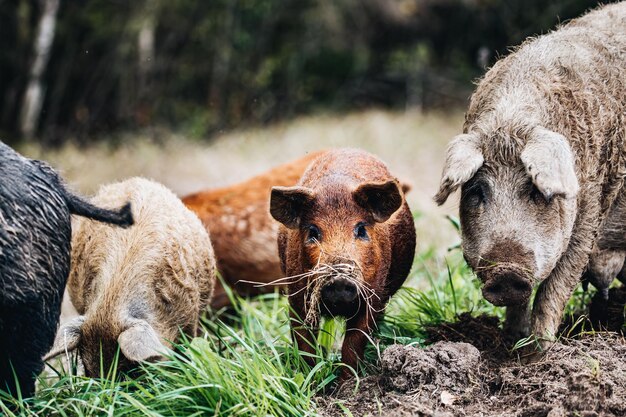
[0,0,617,146]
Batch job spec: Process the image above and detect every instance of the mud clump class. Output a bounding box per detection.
[318,315,626,417]
[425,313,509,363]
[382,342,481,394]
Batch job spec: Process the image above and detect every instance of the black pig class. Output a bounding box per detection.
[0,142,133,397]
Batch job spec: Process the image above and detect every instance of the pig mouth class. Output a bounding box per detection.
[478,264,533,306]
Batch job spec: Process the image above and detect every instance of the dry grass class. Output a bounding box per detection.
[18,108,464,252]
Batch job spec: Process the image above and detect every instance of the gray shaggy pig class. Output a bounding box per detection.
[45,177,215,377]
[435,3,626,349]
[0,142,133,397]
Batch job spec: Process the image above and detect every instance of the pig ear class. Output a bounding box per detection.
[118,320,168,363]
[269,186,316,229]
[43,316,85,361]
[353,180,403,223]
[434,133,484,205]
[521,127,579,200]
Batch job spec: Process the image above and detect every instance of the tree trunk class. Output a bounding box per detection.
[137,0,157,101]
[19,0,60,138]
[208,0,237,125]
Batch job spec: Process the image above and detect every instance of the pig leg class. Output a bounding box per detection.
[340,308,378,381]
[530,203,600,351]
[210,282,231,310]
[530,274,579,353]
[597,190,626,286]
[586,248,625,290]
[616,255,626,285]
[584,248,626,324]
[288,293,318,367]
[504,302,530,341]
[0,302,53,397]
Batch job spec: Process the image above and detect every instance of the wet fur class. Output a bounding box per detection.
[0,142,132,396]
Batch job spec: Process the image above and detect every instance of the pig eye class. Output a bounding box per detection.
[463,181,487,208]
[354,222,369,240]
[306,224,321,243]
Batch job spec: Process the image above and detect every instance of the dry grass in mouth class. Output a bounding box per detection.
[241,246,386,326]
[475,259,535,282]
[300,262,383,326]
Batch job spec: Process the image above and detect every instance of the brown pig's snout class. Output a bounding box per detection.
[481,270,533,306]
[321,277,358,305]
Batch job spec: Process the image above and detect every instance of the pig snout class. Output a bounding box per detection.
[321,277,358,305]
[477,241,534,306]
[481,270,532,306]
[319,277,359,317]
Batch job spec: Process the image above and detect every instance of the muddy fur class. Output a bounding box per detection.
[0,142,132,397]
[582,194,626,312]
[271,148,416,380]
[183,152,323,309]
[583,247,626,301]
[318,317,626,417]
[47,178,215,377]
[435,3,626,346]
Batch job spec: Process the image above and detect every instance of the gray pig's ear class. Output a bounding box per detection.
[43,316,85,361]
[434,133,484,205]
[118,320,168,363]
[269,186,316,229]
[521,127,579,200]
[353,180,403,223]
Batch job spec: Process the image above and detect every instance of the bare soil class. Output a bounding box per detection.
[319,312,626,417]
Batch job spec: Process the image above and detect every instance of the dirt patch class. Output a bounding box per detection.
[318,315,626,417]
[382,342,481,395]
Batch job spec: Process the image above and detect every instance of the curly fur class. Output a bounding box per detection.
[57,178,215,376]
[436,3,626,345]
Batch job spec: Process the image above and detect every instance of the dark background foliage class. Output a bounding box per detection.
[0,0,616,145]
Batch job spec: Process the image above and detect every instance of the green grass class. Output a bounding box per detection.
[0,290,340,417]
[0,222,597,416]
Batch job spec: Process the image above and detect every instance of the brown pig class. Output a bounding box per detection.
[183,152,324,309]
[45,178,215,377]
[270,148,416,379]
[435,3,626,348]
